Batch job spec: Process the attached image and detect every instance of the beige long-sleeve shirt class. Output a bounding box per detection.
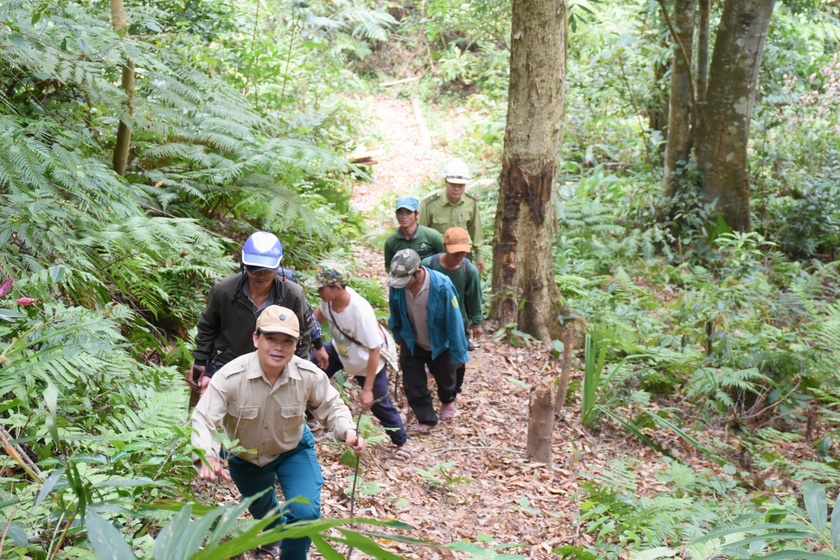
[191,353,354,467]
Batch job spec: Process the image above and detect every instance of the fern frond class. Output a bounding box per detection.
[106,386,187,436]
[814,301,840,355]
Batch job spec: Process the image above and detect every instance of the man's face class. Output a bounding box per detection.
[396,208,418,229]
[253,331,297,373]
[445,180,466,204]
[446,251,467,266]
[404,268,422,290]
[317,285,340,302]
[246,268,276,289]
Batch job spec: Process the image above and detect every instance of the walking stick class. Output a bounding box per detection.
[346,394,386,558]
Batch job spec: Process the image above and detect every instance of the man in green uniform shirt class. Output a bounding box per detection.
[418,158,485,273]
[422,227,483,396]
[384,196,445,272]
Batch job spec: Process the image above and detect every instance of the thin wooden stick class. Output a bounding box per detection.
[0,424,41,482]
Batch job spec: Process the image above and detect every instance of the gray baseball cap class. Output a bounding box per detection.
[387,249,421,288]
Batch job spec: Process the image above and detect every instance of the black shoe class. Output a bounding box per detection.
[467,341,475,351]
[256,542,281,559]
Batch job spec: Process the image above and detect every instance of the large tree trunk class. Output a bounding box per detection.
[111,0,134,176]
[490,0,566,342]
[663,0,696,195]
[694,0,776,231]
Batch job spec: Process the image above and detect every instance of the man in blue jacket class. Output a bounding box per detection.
[387,248,468,430]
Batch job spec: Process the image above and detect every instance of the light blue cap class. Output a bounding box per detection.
[396,196,419,212]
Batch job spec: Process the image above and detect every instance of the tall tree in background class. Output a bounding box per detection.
[490,0,567,343]
[111,0,134,176]
[694,0,776,230]
[663,0,776,230]
[663,0,695,193]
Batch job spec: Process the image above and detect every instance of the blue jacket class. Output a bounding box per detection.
[388,268,469,365]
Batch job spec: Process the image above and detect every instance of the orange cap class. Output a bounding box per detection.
[444,227,471,253]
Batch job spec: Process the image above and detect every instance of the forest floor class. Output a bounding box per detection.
[308,95,689,559]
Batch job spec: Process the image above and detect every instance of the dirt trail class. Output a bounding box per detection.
[349,96,441,218]
[315,96,589,559]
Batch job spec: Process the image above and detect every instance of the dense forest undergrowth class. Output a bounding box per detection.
[2,0,840,558]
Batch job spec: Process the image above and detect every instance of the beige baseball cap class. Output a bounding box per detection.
[256,305,300,339]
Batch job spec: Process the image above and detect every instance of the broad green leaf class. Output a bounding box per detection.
[34,468,65,509]
[143,19,163,33]
[629,548,678,560]
[694,523,811,543]
[723,531,814,547]
[153,505,192,560]
[759,552,837,559]
[311,535,344,559]
[448,542,489,554]
[91,477,170,489]
[9,34,28,48]
[831,490,840,547]
[334,529,406,559]
[803,480,828,531]
[204,495,267,547]
[86,511,137,559]
[44,382,60,448]
[172,506,227,560]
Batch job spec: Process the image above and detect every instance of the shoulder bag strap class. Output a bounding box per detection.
[327,303,365,347]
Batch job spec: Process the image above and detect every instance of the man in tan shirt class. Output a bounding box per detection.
[192,305,365,559]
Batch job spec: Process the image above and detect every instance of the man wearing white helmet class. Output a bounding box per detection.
[418,158,485,273]
[188,231,314,403]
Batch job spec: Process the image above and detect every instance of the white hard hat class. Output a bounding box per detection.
[444,159,471,184]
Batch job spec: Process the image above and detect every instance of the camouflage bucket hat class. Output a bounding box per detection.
[314,262,347,288]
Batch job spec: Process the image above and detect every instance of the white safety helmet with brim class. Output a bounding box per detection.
[444,158,471,185]
[242,231,283,273]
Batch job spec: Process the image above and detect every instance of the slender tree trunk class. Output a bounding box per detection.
[663,0,696,195]
[555,322,574,408]
[696,0,711,104]
[490,0,566,341]
[111,0,134,176]
[648,53,669,158]
[694,0,776,231]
